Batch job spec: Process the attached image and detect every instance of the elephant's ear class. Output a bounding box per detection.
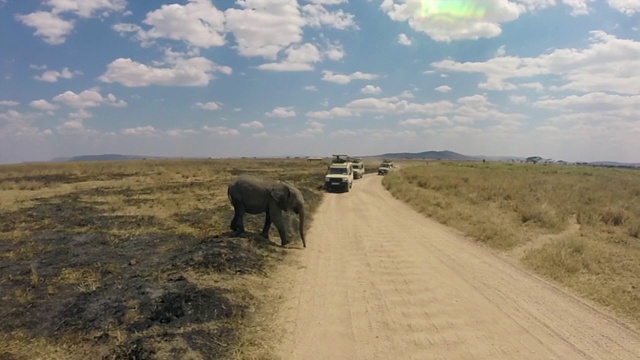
[270,183,291,211]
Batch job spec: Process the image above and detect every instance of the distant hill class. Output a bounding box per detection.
[50,154,170,163]
[366,150,479,161]
[589,161,640,168]
[473,155,528,161]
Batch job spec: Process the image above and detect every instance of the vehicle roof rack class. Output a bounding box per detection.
[331,154,352,163]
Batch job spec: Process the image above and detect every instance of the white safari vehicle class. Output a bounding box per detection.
[324,155,354,192]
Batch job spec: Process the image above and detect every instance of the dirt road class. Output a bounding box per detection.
[272,174,640,359]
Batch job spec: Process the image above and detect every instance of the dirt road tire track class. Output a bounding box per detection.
[272,174,640,359]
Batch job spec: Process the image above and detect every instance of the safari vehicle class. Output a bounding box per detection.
[325,160,354,192]
[378,161,393,175]
[351,158,365,179]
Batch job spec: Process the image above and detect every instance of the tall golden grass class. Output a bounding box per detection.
[383,161,640,323]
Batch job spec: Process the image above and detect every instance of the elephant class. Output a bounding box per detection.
[227,174,306,247]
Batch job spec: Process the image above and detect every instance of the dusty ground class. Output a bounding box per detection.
[272,174,640,359]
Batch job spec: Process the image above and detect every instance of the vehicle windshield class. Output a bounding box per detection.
[328,167,348,175]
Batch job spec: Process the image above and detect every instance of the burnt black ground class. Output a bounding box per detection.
[0,189,290,359]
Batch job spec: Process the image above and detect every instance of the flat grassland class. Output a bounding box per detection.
[383,161,640,325]
[0,158,326,360]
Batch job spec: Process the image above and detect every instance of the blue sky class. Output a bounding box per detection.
[1,0,639,164]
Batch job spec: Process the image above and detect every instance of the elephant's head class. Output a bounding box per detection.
[270,182,306,247]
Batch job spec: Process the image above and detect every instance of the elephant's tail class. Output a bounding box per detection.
[227,185,232,202]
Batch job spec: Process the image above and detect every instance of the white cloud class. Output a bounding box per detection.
[30,99,59,110]
[361,85,382,94]
[363,128,417,138]
[509,95,527,104]
[52,89,127,108]
[0,100,19,106]
[328,128,418,138]
[496,45,506,56]
[294,120,324,137]
[106,93,127,107]
[397,33,412,46]
[56,120,92,135]
[45,0,127,18]
[167,129,198,137]
[69,109,93,119]
[329,129,357,137]
[128,0,226,48]
[16,0,126,44]
[266,106,296,118]
[380,0,523,42]
[196,101,221,110]
[562,0,592,15]
[15,11,74,45]
[520,82,544,92]
[399,116,452,128]
[398,90,415,99]
[202,125,240,136]
[324,42,346,61]
[431,31,640,95]
[302,3,358,30]
[307,94,454,119]
[35,67,82,82]
[435,85,451,93]
[307,0,347,4]
[258,43,321,71]
[99,55,230,87]
[121,126,157,136]
[307,93,525,127]
[257,40,345,71]
[607,0,640,15]
[0,110,40,123]
[534,92,640,113]
[252,131,270,138]
[304,85,318,91]
[240,121,265,129]
[321,70,379,84]
[225,0,306,60]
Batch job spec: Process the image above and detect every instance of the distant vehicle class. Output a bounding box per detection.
[378,162,393,175]
[351,158,365,179]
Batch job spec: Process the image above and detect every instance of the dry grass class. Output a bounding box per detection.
[383,161,640,324]
[0,158,328,359]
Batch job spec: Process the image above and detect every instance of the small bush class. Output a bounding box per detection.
[627,221,640,239]
[577,210,600,226]
[600,207,631,226]
[519,204,561,229]
[524,237,589,279]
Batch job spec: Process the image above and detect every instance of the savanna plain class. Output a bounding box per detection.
[0,158,326,359]
[1,158,640,359]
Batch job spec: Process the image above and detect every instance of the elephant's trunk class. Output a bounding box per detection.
[298,207,306,248]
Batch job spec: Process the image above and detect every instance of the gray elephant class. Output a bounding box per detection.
[227,174,306,247]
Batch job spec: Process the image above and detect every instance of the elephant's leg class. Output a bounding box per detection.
[269,203,289,246]
[260,208,271,239]
[231,203,246,236]
[230,209,239,231]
